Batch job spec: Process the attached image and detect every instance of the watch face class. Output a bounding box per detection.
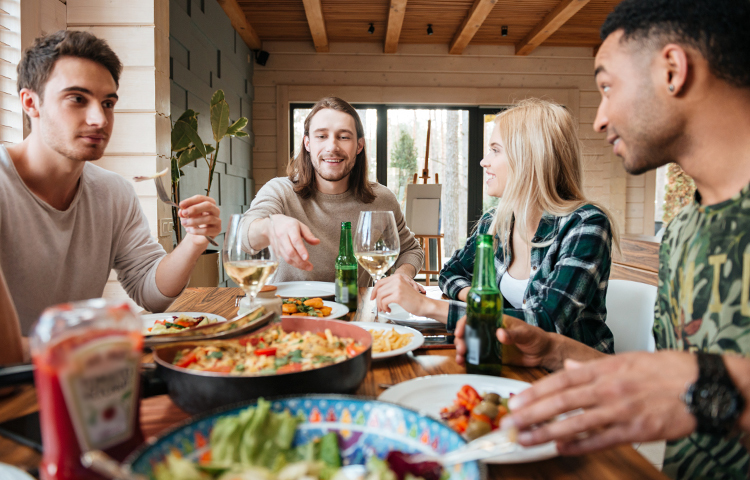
[697,382,740,423]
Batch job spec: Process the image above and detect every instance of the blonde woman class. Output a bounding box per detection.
[372,98,616,353]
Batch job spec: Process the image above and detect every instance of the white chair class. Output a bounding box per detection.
[605,279,658,353]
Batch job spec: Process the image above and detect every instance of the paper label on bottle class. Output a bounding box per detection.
[335,278,349,303]
[58,336,140,451]
[467,336,480,365]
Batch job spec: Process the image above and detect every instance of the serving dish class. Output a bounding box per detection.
[378,374,558,464]
[141,312,227,336]
[352,322,424,360]
[238,298,349,319]
[379,303,444,328]
[271,281,336,298]
[151,317,372,414]
[125,395,485,480]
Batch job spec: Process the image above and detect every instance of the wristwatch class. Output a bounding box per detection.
[682,352,745,436]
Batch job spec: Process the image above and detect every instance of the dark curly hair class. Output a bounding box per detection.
[601,0,750,89]
[18,30,122,127]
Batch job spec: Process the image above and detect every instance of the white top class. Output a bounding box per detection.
[500,272,529,309]
[0,146,176,335]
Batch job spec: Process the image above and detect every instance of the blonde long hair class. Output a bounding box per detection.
[487,98,619,255]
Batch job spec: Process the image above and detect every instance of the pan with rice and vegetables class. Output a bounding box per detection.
[150,317,372,414]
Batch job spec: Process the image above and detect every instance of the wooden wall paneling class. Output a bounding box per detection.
[449,0,496,55]
[384,0,407,54]
[67,0,155,26]
[114,67,157,112]
[256,52,595,76]
[610,264,658,286]
[515,0,591,56]
[107,112,159,154]
[75,26,156,66]
[642,169,656,236]
[217,0,262,50]
[275,85,289,172]
[610,235,660,286]
[301,0,329,53]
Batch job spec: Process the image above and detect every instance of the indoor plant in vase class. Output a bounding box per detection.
[169,90,248,286]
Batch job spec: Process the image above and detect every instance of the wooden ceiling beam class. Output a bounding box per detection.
[302,0,330,53]
[384,0,408,54]
[449,0,497,55]
[216,0,262,50]
[515,0,590,56]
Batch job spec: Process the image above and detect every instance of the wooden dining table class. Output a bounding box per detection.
[0,286,669,479]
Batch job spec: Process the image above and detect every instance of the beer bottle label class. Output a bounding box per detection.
[335,277,349,303]
[467,336,480,365]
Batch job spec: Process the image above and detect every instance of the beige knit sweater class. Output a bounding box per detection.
[242,178,424,287]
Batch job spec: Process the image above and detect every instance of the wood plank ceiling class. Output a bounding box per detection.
[233,0,622,54]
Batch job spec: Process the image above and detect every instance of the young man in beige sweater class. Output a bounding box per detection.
[0,31,221,337]
[243,97,424,290]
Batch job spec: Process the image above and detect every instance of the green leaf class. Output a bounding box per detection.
[211,97,230,144]
[226,117,248,137]
[177,144,213,169]
[183,121,207,158]
[717,337,741,352]
[171,156,181,185]
[175,109,198,131]
[211,89,225,105]
[171,120,195,152]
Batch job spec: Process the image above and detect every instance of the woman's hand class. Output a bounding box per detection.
[371,274,430,316]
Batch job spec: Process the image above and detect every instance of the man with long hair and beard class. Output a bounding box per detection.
[242,97,424,290]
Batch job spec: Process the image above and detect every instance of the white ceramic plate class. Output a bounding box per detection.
[378,303,444,328]
[378,374,558,464]
[272,300,349,319]
[352,322,424,360]
[270,281,336,298]
[0,463,35,480]
[141,312,227,336]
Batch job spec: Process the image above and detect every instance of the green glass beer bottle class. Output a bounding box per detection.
[335,221,358,312]
[465,233,503,376]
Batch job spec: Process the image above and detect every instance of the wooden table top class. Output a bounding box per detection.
[0,287,668,479]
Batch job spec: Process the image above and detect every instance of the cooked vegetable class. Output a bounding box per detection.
[281,298,332,317]
[147,314,217,335]
[171,325,363,376]
[440,385,511,440]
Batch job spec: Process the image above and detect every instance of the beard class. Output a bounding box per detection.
[311,154,356,183]
[40,114,109,162]
[616,87,685,176]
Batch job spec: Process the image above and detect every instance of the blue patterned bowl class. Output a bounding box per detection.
[126,395,485,479]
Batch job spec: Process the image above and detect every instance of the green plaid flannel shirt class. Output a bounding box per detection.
[439,204,614,353]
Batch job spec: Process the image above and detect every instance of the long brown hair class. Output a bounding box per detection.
[287,97,376,203]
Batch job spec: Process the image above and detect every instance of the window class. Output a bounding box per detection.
[290,104,489,264]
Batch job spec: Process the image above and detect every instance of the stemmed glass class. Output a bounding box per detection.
[354,211,400,321]
[223,214,278,310]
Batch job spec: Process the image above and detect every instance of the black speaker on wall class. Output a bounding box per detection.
[255,50,270,66]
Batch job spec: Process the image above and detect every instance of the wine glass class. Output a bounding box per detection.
[354,211,400,321]
[223,214,278,310]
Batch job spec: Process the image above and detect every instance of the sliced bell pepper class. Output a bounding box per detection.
[175,350,198,368]
[254,347,277,356]
[457,385,482,410]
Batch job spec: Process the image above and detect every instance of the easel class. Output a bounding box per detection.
[411,120,443,285]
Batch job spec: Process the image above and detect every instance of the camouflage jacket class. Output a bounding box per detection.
[655,183,750,480]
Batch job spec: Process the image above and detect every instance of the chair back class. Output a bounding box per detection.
[606,279,657,353]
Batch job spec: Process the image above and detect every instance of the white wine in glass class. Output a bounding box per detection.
[223,214,278,309]
[354,211,400,321]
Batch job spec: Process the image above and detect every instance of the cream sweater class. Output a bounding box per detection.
[0,146,175,335]
[242,178,424,287]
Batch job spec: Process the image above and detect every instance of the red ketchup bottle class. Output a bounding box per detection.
[31,299,144,480]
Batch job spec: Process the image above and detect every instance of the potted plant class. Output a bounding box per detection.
[169,90,248,286]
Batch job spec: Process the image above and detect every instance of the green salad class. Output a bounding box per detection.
[152,399,448,480]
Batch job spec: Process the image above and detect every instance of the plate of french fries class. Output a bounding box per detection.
[353,322,424,359]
